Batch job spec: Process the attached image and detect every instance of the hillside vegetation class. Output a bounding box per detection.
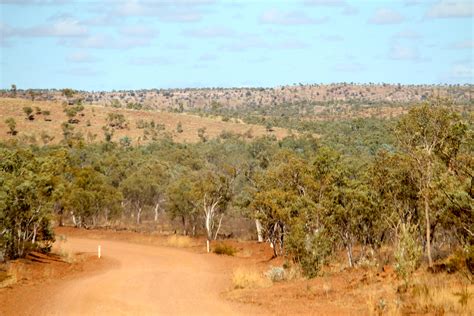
[0,95,472,314]
[0,98,290,145]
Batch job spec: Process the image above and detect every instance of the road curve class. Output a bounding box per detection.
[16,238,261,316]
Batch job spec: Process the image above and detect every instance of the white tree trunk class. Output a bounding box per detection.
[153,203,160,222]
[136,207,142,225]
[213,214,224,240]
[71,212,77,227]
[255,219,264,242]
[204,200,219,253]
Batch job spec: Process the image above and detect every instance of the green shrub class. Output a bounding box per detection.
[395,222,422,285]
[286,224,333,278]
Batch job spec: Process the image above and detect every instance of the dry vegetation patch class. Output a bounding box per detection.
[0,98,290,144]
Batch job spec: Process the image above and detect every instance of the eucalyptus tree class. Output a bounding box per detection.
[395,98,469,267]
[0,148,60,258]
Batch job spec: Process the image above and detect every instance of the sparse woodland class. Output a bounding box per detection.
[0,93,473,313]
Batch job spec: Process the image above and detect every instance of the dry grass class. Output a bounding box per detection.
[0,264,18,288]
[0,98,291,144]
[232,267,271,289]
[405,274,474,315]
[52,235,76,263]
[165,235,196,248]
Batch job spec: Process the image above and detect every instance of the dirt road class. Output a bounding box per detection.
[4,237,265,316]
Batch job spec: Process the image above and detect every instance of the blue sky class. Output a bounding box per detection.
[0,0,473,90]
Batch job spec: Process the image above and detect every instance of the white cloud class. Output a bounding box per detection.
[113,0,210,22]
[66,51,100,63]
[5,18,88,38]
[426,0,473,18]
[450,63,473,78]
[0,0,67,5]
[222,35,309,52]
[389,44,420,60]
[119,25,159,38]
[341,5,358,15]
[322,34,344,42]
[369,8,405,24]
[61,32,154,49]
[129,56,173,66]
[199,53,217,61]
[449,39,474,49]
[303,0,346,6]
[394,29,421,39]
[260,9,328,25]
[333,62,365,72]
[60,67,100,77]
[182,26,235,38]
[274,39,310,49]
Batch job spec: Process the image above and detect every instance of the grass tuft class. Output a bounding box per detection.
[166,235,195,248]
[232,267,271,289]
[213,243,237,256]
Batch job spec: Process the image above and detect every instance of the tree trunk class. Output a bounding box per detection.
[255,219,264,242]
[71,212,77,227]
[347,244,354,268]
[136,207,142,225]
[424,194,433,267]
[181,216,187,236]
[153,203,159,222]
[213,214,224,240]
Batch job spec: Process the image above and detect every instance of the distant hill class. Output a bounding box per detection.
[0,98,291,145]
[2,83,472,113]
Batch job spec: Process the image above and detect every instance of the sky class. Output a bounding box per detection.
[0,0,473,91]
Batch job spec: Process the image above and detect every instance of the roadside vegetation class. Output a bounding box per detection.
[0,95,472,314]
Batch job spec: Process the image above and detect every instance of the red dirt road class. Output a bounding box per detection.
[3,237,265,316]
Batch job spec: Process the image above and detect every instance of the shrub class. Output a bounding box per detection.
[176,122,183,133]
[265,266,285,282]
[213,243,237,256]
[23,106,34,120]
[286,224,333,278]
[5,118,17,135]
[395,222,422,285]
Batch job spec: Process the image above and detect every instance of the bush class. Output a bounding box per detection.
[213,243,237,256]
[22,106,34,120]
[265,266,285,282]
[286,224,333,278]
[395,222,422,285]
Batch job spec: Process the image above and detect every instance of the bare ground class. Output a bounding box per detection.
[0,235,268,316]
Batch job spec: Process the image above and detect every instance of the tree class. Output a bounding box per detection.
[5,118,17,135]
[120,163,168,225]
[0,148,59,259]
[395,98,468,267]
[62,88,75,99]
[191,167,235,252]
[250,150,315,257]
[63,167,122,227]
[166,171,198,235]
[11,84,17,96]
[63,104,84,124]
[107,113,128,129]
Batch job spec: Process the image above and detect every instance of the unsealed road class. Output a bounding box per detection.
[5,238,264,316]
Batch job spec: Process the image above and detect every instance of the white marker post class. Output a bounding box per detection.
[98,245,101,259]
